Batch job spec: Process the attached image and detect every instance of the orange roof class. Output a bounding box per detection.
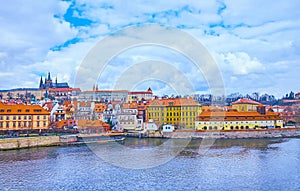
[77,120,110,129]
[148,98,200,107]
[232,98,261,105]
[0,103,49,115]
[122,102,138,109]
[84,90,128,93]
[129,91,152,95]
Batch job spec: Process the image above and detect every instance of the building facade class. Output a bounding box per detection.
[147,98,202,129]
[231,98,261,112]
[117,109,143,131]
[0,102,50,131]
[195,106,283,130]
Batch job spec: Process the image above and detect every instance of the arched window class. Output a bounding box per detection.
[230,126,234,130]
[235,126,239,130]
[214,126,218,130]
[203,126,207,130]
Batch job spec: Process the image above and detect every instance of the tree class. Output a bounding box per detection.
[289,91,295,99]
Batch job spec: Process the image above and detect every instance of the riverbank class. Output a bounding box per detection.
[0,133,123,151]
[164,127,300,139]
[0,136,61,151]
[1,128,300,150]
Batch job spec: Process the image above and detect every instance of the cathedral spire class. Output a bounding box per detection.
[39,76,43,89]
[48,72,51,81]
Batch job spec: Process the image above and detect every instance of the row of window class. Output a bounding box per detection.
[0,109,43,113]
[0,115,47,120]
[149,107,199,111]
[198,120,283,125]
[201,125,281,130]
[0,121,47,128]
[202,126,251,130]
[149,112,197,117]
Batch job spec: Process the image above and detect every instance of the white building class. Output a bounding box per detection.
[163,124,175,132]
[117,109,143,131]
[144,119,159,131]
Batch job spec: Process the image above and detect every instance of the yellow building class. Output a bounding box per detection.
[147,98,202,128]
[0,102,50,131]
[195,105,283,130]
[232,98,260,112]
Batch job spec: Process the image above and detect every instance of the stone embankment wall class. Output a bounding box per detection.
[163,128,300,139]
[0,136,60,150]
[0,135,78,150]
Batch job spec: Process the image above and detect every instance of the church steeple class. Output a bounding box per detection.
[48,72,51,80]
[39,76,43,89]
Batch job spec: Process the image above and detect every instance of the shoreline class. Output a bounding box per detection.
[1,128,300,151]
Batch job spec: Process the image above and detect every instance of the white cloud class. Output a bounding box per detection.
[220,52,265,75]
[0,0,299,98]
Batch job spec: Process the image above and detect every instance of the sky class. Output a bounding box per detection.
[0,0,299,98]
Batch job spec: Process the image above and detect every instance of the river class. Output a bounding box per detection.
[0,138,299,191]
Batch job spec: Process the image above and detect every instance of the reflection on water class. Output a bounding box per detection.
[0,138,299,191]
[178,138,287,158]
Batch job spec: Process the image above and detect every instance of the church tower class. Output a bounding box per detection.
[39,76,44,90]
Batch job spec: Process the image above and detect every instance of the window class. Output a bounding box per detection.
[17,109,21,112]
[29,116,32,120]
[24,116,27,120]
[26,109,29,112]
[23,122,27,127]
[0,122,2,127]
[37,122,40,127]
[13,116,16,120]
[6,116,9,120]
[7,109,11,112]
[13,122,16,127]
[0,116,2,120]
[18,116,21,120]
[37,116,40,120]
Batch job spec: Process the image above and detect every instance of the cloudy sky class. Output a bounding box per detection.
[0,0,299,97]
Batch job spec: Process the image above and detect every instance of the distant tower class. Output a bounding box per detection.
[46,72,53,88]
[39,76,43,90]
[48,72,51,81]
[96,84,99,91]
[55,77,58,87]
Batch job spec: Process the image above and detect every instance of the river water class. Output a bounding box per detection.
[0,138,299,191]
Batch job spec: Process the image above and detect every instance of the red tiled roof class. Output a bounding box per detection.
[0,103,50,115]
[148,98,200,107]
[129,91,152,95]
[84,90,128,93]
[232,98,261,105]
